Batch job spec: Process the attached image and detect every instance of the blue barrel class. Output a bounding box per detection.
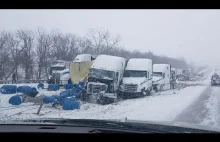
[48,84,60,91]
[59,96,76,106]
[43,95,60,104]
[0,85,17,94]
[9,95,23,105]
[64,84,74,90]
[37,83,44,89]
[62,99,80,110]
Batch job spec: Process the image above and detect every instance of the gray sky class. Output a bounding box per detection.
[1,10,220,67]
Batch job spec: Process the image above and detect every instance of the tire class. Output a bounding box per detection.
[142,89,150,96]
[160,85,163,91]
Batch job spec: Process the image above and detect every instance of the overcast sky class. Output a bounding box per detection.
[1,10,220,67]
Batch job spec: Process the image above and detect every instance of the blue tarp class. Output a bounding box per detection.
[48,84,60,91]
[37,83,44,89]
[9,94,23,105]
[0,85,17,94]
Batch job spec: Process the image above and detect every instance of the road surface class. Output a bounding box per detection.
[174,85,220,128]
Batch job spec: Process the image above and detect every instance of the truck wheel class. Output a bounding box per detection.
[160,85,163,91]
[142,89,151,97]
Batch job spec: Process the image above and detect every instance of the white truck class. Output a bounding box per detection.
[152,64,171,91]
[85,54,126,104]
[118,58,153,98]
[47,60,70,85]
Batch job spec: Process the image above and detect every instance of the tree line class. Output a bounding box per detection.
[0,28,188,80]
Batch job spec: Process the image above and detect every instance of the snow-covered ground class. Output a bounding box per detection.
[0,67,216,129]
[0,83,208,123]
[201,87,220,127]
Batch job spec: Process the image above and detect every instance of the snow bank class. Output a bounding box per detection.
[201,87,220,127]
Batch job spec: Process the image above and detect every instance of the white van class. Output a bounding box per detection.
[152,64,171,91]
[86,54,126,104]
[119,58,153,98]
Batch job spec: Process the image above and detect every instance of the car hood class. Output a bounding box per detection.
[123,77,147,85]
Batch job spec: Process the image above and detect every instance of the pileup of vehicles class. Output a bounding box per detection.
[46,53,185,105]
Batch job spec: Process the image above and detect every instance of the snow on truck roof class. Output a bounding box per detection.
[91,55,126,71]
[73,54,92,62]
[126,58,152,71]
[153,64,170,72]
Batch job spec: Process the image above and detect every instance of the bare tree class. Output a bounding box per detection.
[36,28,52,79]
[0,31,11,80]
[50,31,69,61]
[65,34,80,61]
[17,30,35,80]
[6,32,24,80]
[87,28,121,54]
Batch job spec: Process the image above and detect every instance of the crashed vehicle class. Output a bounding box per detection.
[152,64,171,92]
[83,55,126,104]
[118,58,153,98]
[211,73,220,86]
[47,60,71,85]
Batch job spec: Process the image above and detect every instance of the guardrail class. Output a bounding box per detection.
[0,79,70,85]
[0,80,48,84]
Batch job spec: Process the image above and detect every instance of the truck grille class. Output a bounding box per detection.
[124,84,138,92]
[87,83,108,94]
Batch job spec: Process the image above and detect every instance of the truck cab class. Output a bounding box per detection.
[86,55,126,104]
[47,60,69,85]
[152,64,171,91]
[119,58,153,98]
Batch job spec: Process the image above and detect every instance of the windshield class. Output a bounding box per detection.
[89,68,115,80]
[124,70,147,77]
[1,10,220,133]
[51,67,66,71]
[153,72,163,77]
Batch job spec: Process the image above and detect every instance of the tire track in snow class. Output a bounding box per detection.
[174,86,220,128]
[174,87,211,124]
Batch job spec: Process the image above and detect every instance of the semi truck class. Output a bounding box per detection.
[152,64,171,91]
[118,58,153,98]
[47,60,70,85]
[83,54,126,104]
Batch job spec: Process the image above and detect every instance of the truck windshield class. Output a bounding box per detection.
[153,72,163,77]
[123,70,147,77]
[51,67,65,71]
[89,68,115,80]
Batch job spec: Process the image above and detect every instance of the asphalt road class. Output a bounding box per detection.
[174,85,220,128]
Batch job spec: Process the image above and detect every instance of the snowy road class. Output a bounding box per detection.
[174,86,220,128]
